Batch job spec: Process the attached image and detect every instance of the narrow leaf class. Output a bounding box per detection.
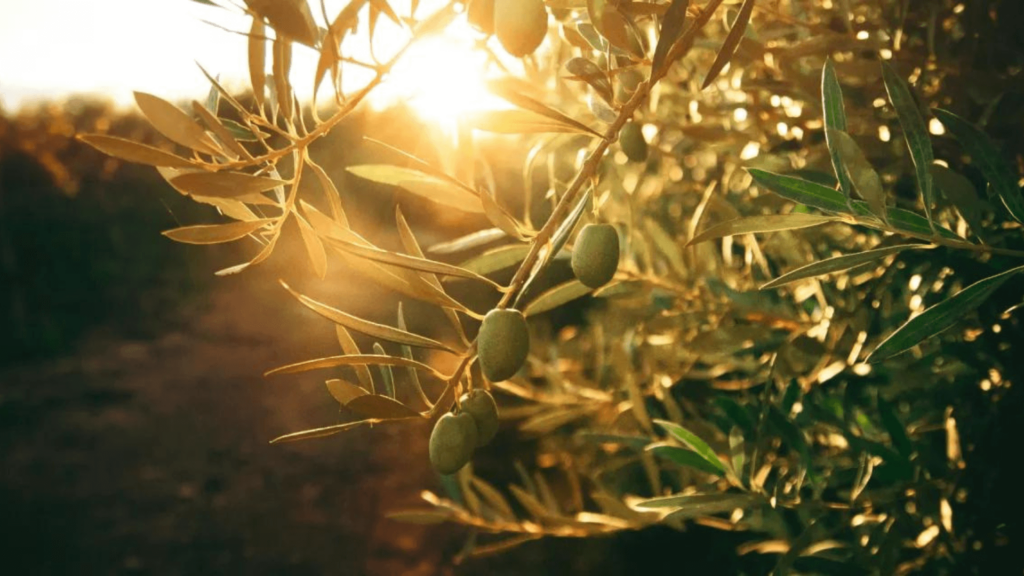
[647,444,725,475]
[323,236,498,285]
[829,129,887,221]
[295,212,327,279]
[701,0,755,89]
[868,264,1024,361]
[244,0,318,46]
[821,58,853,201]
[747,169,850,213]
[651,0,689,78]
[336,325,375,392]
[248,16,267,108]
[280,280,457,353]
[524,280,592,316]
[459,245,531,276]
[269,420,369,444]
[760,244,927,289]
[265,354,446,379]
[134,92,220,156]
[78,134,195,168]
[688,214,842,246]
[325,379,368,405]
[933,108,1024,223]
[347,164,483,213]
[346,394,421,419]
[191,101,248,160]
[372,342,396,398]
[170,171,288,199]
[564,57,614,103]
[653,419,727,474]
[162,218,273,245]
[882,62,935,228]
[486,78,603,138]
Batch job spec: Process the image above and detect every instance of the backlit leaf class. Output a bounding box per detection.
[134,92,220,156]
[653,419,727,474]
[933,108,1024,223]
[347,164,484,213]
[882,61,935,228]
[162,218,273,245]
[761,244,927,289]
[265,354,446,379]
[244,0,318,47]
[651,0,689,79]
[647,444,725,475]
[524,280,592,316]
[459,245,531,276]
[336,325,375,392]
[78,134,195,168]
[822,58,853,201]
[346,394,421,419]
[829,129,887,221]
[701,0,755,89]
[323,236,499,286]
[486,78,603,138]
[867,264,1024,362]
[688,214,842,246]
[747,169,850,213]
[372,342,396,398]
[269,420,369,444]
[564,57,614,103]
[325,379,369,405]
[248,16,267,108]
[170,171,289,198]
[295,212,327,279]
[280,280,458,353]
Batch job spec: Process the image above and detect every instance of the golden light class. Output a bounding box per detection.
[364,16,510,129]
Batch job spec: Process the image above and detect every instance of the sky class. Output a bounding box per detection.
[0,0,258,111]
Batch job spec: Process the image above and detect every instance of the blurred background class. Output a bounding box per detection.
[0,1,750,574]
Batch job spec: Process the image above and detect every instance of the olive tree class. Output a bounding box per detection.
[81,0,1024,572]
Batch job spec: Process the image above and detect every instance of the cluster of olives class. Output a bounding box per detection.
[428,389,499,475]
[468,0,548,57]
[428,212,620,474]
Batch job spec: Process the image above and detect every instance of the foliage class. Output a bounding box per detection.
[80,0,1024,572]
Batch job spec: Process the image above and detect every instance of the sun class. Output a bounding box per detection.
[364,17,510,128]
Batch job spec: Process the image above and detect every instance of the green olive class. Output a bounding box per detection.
[572,223,620,289]
[467,0,494,35]
[459,389,499,446]
[494,0,548,57]
[429,412,478,475]
[620,122,648,163]
[477,308,529,382]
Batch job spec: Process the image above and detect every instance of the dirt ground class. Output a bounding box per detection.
[0,265,709,575]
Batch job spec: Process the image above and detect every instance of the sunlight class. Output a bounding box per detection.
[367,19,509,128]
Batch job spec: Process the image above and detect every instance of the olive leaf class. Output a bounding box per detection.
[828,129,888,222]
[930,165,986,238]
[760,244,928,289]
[269,420,370,444]
[646,444,725,476]
[933,108,1024,224]
[429,228,507,255]
[882,61,935,229]
[822,58,853,202]
[458,245,531,276]
[687,214,843,246]
[347,164,484,213]
[279,280,458,353]
[651,0,689,79]
[77,134,195,168]
[244,0,318,47]
[169,171,289,199]
[190,101,248,160]
[325,379,369,405]
[524,280,592,316]
[294,212,327,279]
[134,92,221,156]
[265,354,446,379]
[248,16,267,108]
[701,0,755,89]
[323,236,500,286]
[372,342,396,398]
[464,110,586,134]
[486,78,603,138]
[336,325,375,392]
[747,169,851,213]
[162,218,274,245]
[653,419,727,475]
[347,393,421,419]
[867,264,1024,362]
[564,57,614,104]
